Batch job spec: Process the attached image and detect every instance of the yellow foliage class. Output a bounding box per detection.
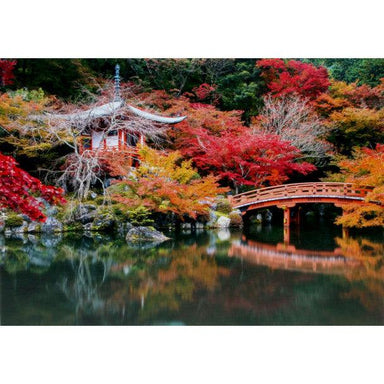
[0,90,70,157]
[111,145,228,219]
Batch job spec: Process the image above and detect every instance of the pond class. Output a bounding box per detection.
[1,220,383,325]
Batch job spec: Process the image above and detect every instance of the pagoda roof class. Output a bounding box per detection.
[46,100,187,124]
[127,104,186,124]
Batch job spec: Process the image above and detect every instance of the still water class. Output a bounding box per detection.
[1,221,383,325]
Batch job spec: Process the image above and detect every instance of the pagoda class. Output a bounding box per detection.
[50,64,187,155]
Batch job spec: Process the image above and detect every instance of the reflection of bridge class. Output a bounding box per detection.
[228,238,362,275]
[229,182,372,227]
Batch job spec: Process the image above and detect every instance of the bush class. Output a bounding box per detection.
[127,206,154,226]
[229,212,243,227]
[5,213,23,227]
[216,198,232,214]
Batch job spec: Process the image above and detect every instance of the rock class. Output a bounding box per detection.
[74,204,97,224]
[91,213,116,232]
[40,217,63,233]
[206,210,218,227]
[27,222,41,233]
[21,214,32,223]
[13,221,29,234]
[83,223,93,231]
[216,216,231,228]
[89,192,98,200]
[0,218,5,233]
[118,222,134,234]
[210,202,218,211]
[126,227,170,243]
[45,205,58,217]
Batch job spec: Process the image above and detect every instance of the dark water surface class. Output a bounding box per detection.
[1,222,383,325]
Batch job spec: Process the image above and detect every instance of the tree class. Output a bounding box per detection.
[107,145,227,220]
[331,144,384,228]
[253,95,331,163]
[134,89,246,151]
[124,59,205,97]
[257,59,330,100]
[215,59,266,121]
[307,59,384,87]
[0,59,17,87]
[0,152,65,221]
[327,107,384,156]
[0,89,61,157]
[12,59,98,100]
[179,127,316,193]
[328,79,384,110]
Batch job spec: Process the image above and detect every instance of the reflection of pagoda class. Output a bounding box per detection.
[53,64,187,154]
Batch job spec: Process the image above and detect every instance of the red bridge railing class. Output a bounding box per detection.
[229,182,372,209]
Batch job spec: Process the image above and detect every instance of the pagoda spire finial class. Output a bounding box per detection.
[114,63,121,101]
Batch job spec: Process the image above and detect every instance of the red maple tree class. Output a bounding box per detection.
[257,59,330,100]
[0,59,17,86]
[0,152,65,221]
[179,127,316,193]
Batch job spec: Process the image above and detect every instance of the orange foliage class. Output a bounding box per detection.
[335,144,384,227]
[109,145,228,220]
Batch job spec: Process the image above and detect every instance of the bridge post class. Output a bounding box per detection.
[335,203,350,237]
[277,204,296,244]
[283,206,290,227]
[283,225,291,244]
[278,204,296,227]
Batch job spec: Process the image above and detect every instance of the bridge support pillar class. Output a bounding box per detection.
[335,203,350,239]
[283,207,290,227]
[278,204,296,227]
[283,225,291,244]
[278,204,296,244]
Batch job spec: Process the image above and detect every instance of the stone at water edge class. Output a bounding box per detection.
[74,204,98,224]
[41,217,63,233]
[90,213,116,232]
[206,210,218,227]
[216,216,231,228]
[126,227,170,243]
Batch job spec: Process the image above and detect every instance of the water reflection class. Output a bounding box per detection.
[1,225,383,325]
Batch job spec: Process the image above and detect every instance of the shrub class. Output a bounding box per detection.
[229,211,243,227]
[216,198,232,214]
[5,213,23,227]
[127,206,154,227]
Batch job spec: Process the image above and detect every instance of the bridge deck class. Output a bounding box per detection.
[230,182,372,210]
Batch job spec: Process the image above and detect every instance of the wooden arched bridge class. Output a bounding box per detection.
[229,182,372,227]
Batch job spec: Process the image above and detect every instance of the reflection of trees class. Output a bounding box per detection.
[57,245,114,321]
[335,236,384,314]
[2,229,384,324]
[1,231,232,324]
[55,233,233,323]
[134,244,230,322]
[94,241,231,323]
